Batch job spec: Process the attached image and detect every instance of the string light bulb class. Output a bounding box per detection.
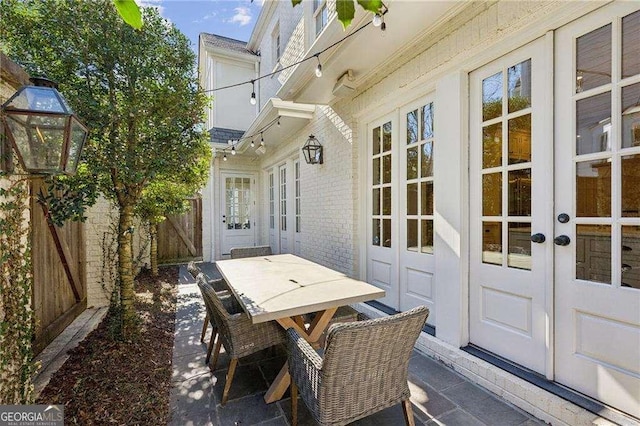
[260,133,265,146]
[277,117,281,127]
[223,153,228,161]
[315,54,323,78]
[372,13,382,27]
[250,140,255,148]
[231,146,236,155]
[250,80,257,105]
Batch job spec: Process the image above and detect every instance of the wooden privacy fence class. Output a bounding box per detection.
[30,179,86,355]
[157,198,202,264]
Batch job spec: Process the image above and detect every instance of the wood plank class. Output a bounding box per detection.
[41,202,82,302]
[32,298,87,355]
[168,215,197,257]
[30,179,86,346]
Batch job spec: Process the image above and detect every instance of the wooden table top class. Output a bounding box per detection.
[215,254,385,323]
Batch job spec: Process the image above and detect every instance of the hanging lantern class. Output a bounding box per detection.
[302,134,323,165]
[1,77,88,175]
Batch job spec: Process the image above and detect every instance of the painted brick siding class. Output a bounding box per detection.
[258,0,304,105]
[348,1,576,116]
[260,1,597,278]
[85,196,150,307]
[257,102,357,276]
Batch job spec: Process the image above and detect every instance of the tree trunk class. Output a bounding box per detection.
[150,223,158,277]
[117,203,137,339]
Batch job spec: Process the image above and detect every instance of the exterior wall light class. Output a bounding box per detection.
[1,77,88,175]
[302,134,323,165]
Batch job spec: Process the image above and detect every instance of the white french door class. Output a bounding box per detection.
[399,99,436,324]
[367,115,399,309]
[554,3,640,418]
[221,173,256,255]
[469,37,552,374]
[268,170,278,252]
[294,160,302,255]
[278,164,289,253]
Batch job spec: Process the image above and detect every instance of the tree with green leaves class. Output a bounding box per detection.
[136,142,210,277]
[1,0,210,339]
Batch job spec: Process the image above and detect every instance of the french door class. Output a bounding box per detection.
[399,99,436,324]
[367,115,398,309]
[367,107,437,321]
[278,164,289,253]
[554,3,640,418]
[469,37,552,374]
[221,173,255,255]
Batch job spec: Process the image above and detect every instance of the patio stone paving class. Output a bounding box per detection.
[170,263,546,426]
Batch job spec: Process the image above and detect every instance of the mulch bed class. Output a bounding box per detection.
[37,266,178,425]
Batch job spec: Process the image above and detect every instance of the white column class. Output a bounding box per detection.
[433,71,469,347]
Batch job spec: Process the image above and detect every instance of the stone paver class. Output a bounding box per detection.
[170,263,546,426]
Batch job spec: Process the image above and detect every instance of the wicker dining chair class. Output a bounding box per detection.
[287,306,430,426]
[192,272,230,364]
[197,274,287,405]
[229,245,272,259]
[187,262,229,345]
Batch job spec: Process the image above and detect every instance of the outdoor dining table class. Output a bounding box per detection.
[215,253,385,403]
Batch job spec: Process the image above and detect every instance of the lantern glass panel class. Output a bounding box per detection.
[5,112,66,171]
[66,117,88,173]
[5,86,69,113]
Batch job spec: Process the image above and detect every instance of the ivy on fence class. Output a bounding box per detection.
[0,174,36,404]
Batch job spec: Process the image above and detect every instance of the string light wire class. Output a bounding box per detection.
[203,19,373,94]
[210,10,388,158]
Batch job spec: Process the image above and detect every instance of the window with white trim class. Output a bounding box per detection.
[272,23,280,62]
[313,0,328,37]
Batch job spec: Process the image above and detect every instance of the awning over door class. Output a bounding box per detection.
[236,98,316,156]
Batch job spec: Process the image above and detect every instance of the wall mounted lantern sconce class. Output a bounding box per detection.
[302,134,323,165]
[1,77,89,175]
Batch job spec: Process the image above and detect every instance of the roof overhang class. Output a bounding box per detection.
[199,37,258,63]
[237,98,316,155]
[277,1,465,105]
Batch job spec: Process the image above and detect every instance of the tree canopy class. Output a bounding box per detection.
[1,0,211,337]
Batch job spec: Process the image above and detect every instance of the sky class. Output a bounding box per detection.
[140,0,263,54]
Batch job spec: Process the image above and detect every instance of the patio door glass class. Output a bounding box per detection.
[554,3,640,417]
[469,37,551,375]
[368,116,399,309]
[221,174,255,255]
[399,99,436,324]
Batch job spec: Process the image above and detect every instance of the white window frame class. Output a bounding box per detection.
[313,0,328,37]
[272,23,281,63]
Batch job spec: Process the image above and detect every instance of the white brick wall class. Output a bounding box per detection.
[84,196,150,307]
[258,0,304,105]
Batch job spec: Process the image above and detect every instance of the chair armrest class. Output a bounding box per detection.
[219,293,243,314]
[287,328,323,416]
[287,328,323,371]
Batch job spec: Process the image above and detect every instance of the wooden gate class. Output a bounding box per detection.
[30,179,86,355]
[157,198,202,264]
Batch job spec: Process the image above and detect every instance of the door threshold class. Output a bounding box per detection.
[462,345,639,426]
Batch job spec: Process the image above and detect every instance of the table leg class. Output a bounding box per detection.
[263,362,290,403]
[264,307,338,403]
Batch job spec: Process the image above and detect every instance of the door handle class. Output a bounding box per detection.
[554,235,571,246]
[530,233,546,243]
